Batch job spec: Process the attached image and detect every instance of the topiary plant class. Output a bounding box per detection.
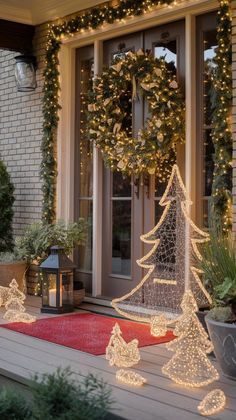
[0,160,15,252]
[31,367,113,420]
[0,388,32,420]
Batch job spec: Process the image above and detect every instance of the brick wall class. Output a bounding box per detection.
[0,24,48,235]
[232,0,236,232]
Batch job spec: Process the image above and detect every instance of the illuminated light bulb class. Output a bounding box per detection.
[116,369,147,387]
[198,389,226,416]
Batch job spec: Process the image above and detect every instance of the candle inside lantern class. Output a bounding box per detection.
[49,288,57,307]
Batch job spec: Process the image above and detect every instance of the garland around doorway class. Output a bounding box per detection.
[42,0,232,228]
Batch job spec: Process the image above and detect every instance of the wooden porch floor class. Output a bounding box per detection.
[0,297,236,420]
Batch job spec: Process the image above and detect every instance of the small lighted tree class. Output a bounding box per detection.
[4,279,36,323]
[106,323,140,368]
[162,290,219,387]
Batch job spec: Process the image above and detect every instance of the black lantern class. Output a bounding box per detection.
[14,55,37,92]
[40,246,76,314]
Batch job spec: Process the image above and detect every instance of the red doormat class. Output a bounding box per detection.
[1,313,174,355]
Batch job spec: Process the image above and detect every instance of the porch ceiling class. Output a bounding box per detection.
[0,0,104,25]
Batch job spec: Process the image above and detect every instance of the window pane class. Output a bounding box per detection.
[77,200,93,271]
[79,58,93,197]
[154,40,177,70]
[113,172,131,197]
[202,28,217,225]
[112,200,131,276]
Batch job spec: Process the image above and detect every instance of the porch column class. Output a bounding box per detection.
[92,40,103,296]
[185,14,196,289]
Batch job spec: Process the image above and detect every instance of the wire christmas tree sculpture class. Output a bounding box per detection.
[106,323,140,367]
[162,290,219,387]
[4,279,36,323]
[112,165,212,323]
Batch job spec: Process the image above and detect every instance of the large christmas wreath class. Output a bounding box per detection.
[87,49,185,180]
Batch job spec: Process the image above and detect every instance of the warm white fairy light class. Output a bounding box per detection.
[3,279,36,323]
[106,323,140,368]
[116,369,147,387]
[198,389,226,416]
[0,285,10,307]
[112,165,212,323]
[162,291,219,388]
[150,314,167,337]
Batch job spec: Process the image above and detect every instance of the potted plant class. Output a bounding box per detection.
[0,160,27,291]
[16,220,87,298]
[200,233,236,380]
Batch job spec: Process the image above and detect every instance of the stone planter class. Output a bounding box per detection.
[0,261,27,291]
[206,315,236,380]
[26,264,41,295]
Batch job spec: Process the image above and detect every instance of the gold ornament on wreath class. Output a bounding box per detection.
[87,49,185,181]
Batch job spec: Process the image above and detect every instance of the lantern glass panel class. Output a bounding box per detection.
[15,61,37,92]
[61,271,74,306]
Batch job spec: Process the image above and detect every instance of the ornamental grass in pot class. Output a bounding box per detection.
[200,233,236,380]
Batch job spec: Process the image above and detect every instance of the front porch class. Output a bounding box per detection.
[0,297,235,420]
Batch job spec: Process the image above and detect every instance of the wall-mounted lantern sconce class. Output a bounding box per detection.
[14,55,37,92]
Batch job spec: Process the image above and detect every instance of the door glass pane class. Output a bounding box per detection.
[154,40,177,70]
[77,200,93,271]
[202,30,217,227]
[77,55,94,273]
[154,38,177,222]
[112,200,131,276]
[79,59,93,197]
[113,172,131,197]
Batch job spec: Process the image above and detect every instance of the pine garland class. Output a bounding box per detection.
[42,0,232,227]
[210,0,232,232]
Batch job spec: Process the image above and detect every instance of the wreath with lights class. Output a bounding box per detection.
[87,49,185,180]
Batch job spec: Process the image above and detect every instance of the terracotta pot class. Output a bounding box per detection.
[206,315,236,380]
[0,261,27,291]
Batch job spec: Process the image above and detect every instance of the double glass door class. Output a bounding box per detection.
[101,21,185,298]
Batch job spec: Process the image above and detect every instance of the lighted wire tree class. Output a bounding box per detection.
[112,165,212,323]
[162,290,219,387]
[4,279,36,323]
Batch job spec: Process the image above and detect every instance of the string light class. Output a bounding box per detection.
[3,279,36,323]
[210,0,232,232]
[198,389,226,416]
[116,369,147,386]
[162,290,219,388]
[106,323,140,368]
[150,314,167,337]
[112,165,212,323]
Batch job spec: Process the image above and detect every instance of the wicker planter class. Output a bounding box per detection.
[26,264,41,295]
[74,289,85,307]
[0,261,27,291]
